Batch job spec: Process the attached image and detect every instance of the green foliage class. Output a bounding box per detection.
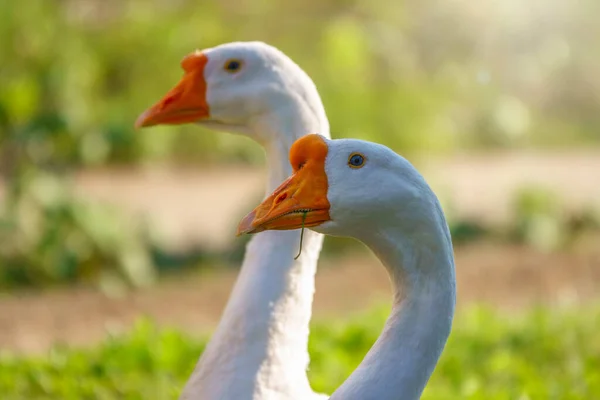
[311,306,600,399]
[0,306,598,399]
[511,187,564,251]
[1,0,600,170]
[2,0,600,288]
[0,169,157,290]
[510,186,600,251]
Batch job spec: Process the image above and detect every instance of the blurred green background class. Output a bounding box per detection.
[2,0,600,287]
[3,0,600,168]
[1,0,599,398]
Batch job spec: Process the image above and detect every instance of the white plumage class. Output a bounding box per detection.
[239,135,456,400]
[138,42,455,400]
[137,42,330,399]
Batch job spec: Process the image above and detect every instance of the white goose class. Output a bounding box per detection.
[136,42,329,399]
[238,134,456,400]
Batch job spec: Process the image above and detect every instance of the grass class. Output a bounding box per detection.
[0,305,598,399]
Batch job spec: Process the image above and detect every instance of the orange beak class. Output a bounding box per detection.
[135,52,210,128]
[237,134,331,235]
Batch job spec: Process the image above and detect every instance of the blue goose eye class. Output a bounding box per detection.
[224,59,243,73]
[348,153,366,169]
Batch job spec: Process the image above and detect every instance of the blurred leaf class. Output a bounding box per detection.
[0,305,598,399]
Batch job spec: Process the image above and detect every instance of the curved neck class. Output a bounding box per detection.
[331,214,456,400]
[257,99,331,189]
[181,101,329,399]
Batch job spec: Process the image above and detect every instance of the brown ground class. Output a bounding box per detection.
[1,150,599,354]
[1,242,599,354]
[71,150,600,251]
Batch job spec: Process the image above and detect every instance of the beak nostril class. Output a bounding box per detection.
[161,94,179,110]
[275,193,288,205]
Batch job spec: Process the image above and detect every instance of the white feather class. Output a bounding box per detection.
[178,42,329,400]
[176,43,455,400]
[315,137,456,399]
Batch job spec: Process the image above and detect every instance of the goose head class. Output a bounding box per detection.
[135,41,327,142]
[237,135,455,400]
[237,134,438,242]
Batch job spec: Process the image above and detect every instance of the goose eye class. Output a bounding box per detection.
[224,59,243,73]
[348,153,366,169]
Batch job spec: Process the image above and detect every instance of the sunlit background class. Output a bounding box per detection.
[1,0,599,398]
